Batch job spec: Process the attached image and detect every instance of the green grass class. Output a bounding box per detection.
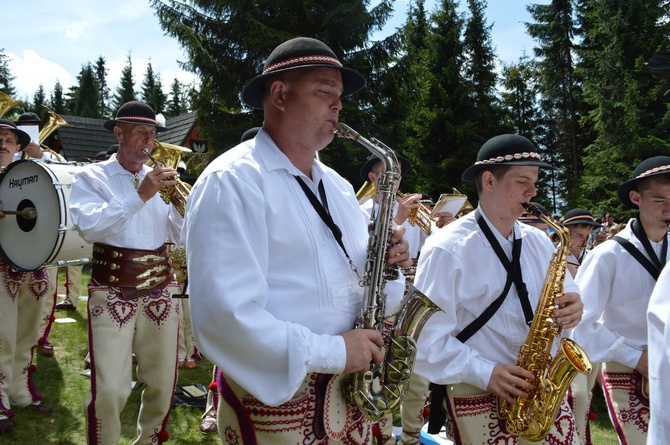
[3,267,621,444]
[2,266,220,445]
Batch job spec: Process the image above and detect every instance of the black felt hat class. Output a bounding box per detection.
[103,101,167,132]
[359,154,412,182]
[617,156,670,208]
[562,208,600,227]
[15,112,42,125]
[461,134,554,182]
[240,37,367,110]
[0,118,30,150]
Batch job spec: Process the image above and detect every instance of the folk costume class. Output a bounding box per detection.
[185,125,405,445]
[414,134,581,445]
[571,157,670,444]
[0,120,52,431]
[647,265,670,443]
[69,102,182,445]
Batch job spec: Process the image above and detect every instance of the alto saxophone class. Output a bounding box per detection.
[499,202,593,441]
[335,122,441,421]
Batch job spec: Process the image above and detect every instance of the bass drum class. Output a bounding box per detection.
[0,160,92,271]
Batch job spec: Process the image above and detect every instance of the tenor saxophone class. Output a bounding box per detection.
[335,122,441,421]
[499,202,593,441]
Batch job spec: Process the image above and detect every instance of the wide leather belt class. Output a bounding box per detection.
[91,242,172,299]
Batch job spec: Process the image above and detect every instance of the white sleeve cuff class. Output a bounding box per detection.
[307,334,347,374]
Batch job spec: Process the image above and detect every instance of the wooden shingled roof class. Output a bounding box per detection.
[56,112,198,162]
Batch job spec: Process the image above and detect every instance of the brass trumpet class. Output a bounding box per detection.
[397,191,433,235]
[143,141,192,217]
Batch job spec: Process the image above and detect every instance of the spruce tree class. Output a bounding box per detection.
[150,0,398,164]
[577,0,670,217]
[167,78,187,117]
[112,53,137,114]
[526,0,585,207]
[49,81,66,114]
[95,56,111,118]
[141,61,167,114]
[67,63,101,118]
[0,49,16,97]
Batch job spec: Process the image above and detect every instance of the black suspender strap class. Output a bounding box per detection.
[610,217,667,281]
[455,209,533,338]
[295,177,349,259]
[611,236,659,280]
[631,217,668,271]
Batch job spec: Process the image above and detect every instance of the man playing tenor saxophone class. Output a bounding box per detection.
[183,37,412,445]
[414,134,585,444]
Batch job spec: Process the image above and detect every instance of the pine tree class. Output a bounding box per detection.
[0,49,16,97]
[150,0,398,164]
[463,0,506,138]
[66,63,101,118]
[49,81,66,114]
[31,85,47,114]
[577,0,670,217]
[112,53,136,114]
[141,62,168,114]
[526,0,585,208]
[94,56,111,118]
[167,78,187,117]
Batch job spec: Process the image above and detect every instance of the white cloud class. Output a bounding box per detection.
[7,50,73,101]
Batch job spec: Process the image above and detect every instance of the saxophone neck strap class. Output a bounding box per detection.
[295,176,349,259]
[474,209,534,325]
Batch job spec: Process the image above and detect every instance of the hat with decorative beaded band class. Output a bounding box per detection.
[561,208,600,227]
[617,155,670,209]
[0,118,30,150]
[103,101,168,132]
[240,37,367,110]
[461,134,554,182]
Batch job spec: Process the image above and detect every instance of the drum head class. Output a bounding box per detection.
[0,160,65,270]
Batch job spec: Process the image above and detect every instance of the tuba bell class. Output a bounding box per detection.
[34,105,69,161]
[0,92,20,118]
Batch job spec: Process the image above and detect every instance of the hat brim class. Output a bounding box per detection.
[241,65,367,110]
[618,179,640,208]
[563,218,601,227]
[14,128,31,150]
[103,118,168,133]
[461,159,554,182]
[359,154,412,182]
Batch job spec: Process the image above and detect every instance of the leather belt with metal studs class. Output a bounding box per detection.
[91,242,172,298]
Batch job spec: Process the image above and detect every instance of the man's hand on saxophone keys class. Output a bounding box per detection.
[341,329,385,374]
[488,364,536,404]
[386,225,413,268]
[552,292,583,329]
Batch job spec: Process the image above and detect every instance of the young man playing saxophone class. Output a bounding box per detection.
[414,134,585,444]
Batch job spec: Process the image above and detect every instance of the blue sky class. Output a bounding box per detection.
[3,1,543,102]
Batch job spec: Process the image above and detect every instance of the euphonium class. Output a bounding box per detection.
[335,122,441,421]
[0,91,20,118]
[143,141,192,217]
[35,105,68,161]
[499,202,593,441]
